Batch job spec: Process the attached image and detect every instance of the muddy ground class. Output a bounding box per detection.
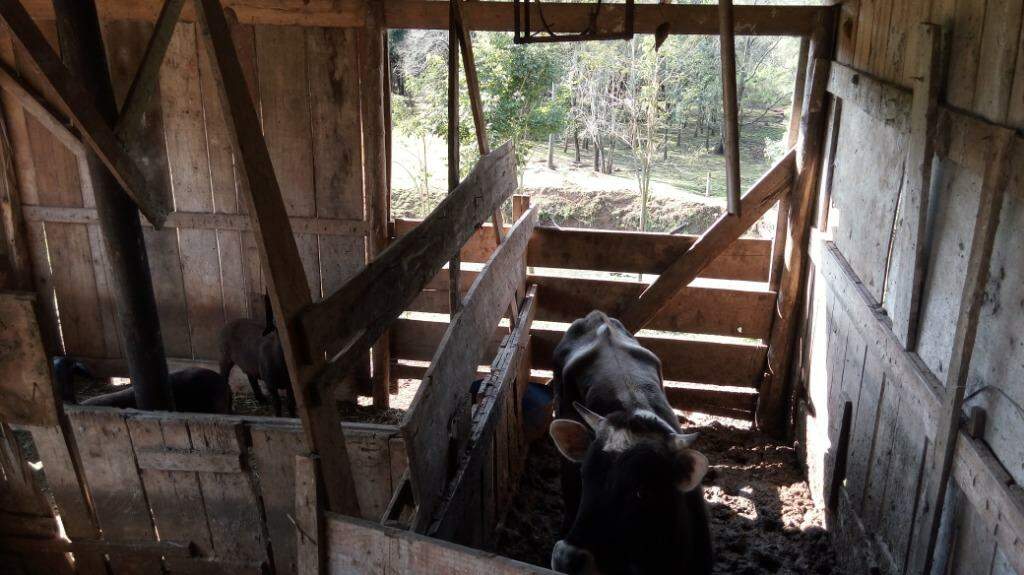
[495,416,844,574]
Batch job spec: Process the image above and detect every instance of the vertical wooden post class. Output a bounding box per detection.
[193,0,360,516]
[360,0,392,408]
[906,128,1014,575]
[52,0,173,410]
[884,24,947,349]
[0,112,32,292]
[295,454,324,575]
[769,37,810,292]
[718,0,741,216]
[448,1,462,316]
[756,12,834,436]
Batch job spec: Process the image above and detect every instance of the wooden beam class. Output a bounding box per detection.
[883,24,946,349]
[0,292,58,426]
[0,62,84,157]
[402,207,535,534]
[718,0,741,216]
[0,0,170,227]
[826,60,912,132]
[617,148,795,333]
[19,1,825,35]
[300,143,517,366]
[757,19,834,436]
[20,205,368,236]
[114,0,185,143]
[385,2,825,36]
[394,219,775,281]
[906,126,1014,575]
[448,2,462,316]
[192,0,360,517]
[360,0,392,410]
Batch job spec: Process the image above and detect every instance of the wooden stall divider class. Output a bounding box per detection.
[402,207,536,534]
[430,285,538,541]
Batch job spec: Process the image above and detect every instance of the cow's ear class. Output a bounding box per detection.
[675,449,709,492]
[550,419,592,462]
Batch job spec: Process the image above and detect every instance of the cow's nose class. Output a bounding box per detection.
[551,540,596,574]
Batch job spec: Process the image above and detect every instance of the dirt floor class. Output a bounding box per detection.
[495,414,844,574]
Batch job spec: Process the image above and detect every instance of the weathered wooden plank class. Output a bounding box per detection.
[826,60,912,132]
[401,208,534,533]
[295,454,323,575]
[161,22,224,359]
[394,219,774,282]
[410,270,777,339]
[618,148,795,332]
[884,24,946,348]
[828,103,908,303]
[26,424,107,574]
[0,292,57,425]
[67,407,157,574]
[300,143,517,375]
[114,0,185,142]
[187,417,269,565]
[0,0,169,225]
[945,0,987,110]
[125,414,216,559]
[21,205,368,235]
[0,61,84,157]
[193,0,361,516]
[973,0,1024,122]
[844,351,886,514]
[326,513,559,574]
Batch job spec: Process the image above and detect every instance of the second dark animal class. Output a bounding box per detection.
[55,358,232,414]
[218,318,294,417]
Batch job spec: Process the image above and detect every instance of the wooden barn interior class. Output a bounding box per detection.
[0,0,1022,573]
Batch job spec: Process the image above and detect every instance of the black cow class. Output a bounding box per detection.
[548,311,713,575]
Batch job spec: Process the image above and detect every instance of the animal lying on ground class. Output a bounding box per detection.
[548,310,713,575]
[218,318,294,417]
[55,357,232,414]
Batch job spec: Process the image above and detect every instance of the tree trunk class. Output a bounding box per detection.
[678,120,684,147]
[604,138,615,174]
[593,135,601,171]
[548,133,555,169]
[662,126,669,160]
[573,131,581,163]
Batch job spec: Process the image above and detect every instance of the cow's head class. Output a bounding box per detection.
[549,403,709,575]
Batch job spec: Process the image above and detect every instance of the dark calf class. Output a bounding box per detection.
[56,359,232,414]
[548,311,713,575]
[218,318,294,416]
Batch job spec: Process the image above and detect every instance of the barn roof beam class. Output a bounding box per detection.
[19,1,826,36]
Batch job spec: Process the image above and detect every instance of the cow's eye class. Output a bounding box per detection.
[635,489,643,500]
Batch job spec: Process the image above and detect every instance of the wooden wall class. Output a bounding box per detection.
[4,407,402,574]
[0,17,369,369]
[801,1,1024,573]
